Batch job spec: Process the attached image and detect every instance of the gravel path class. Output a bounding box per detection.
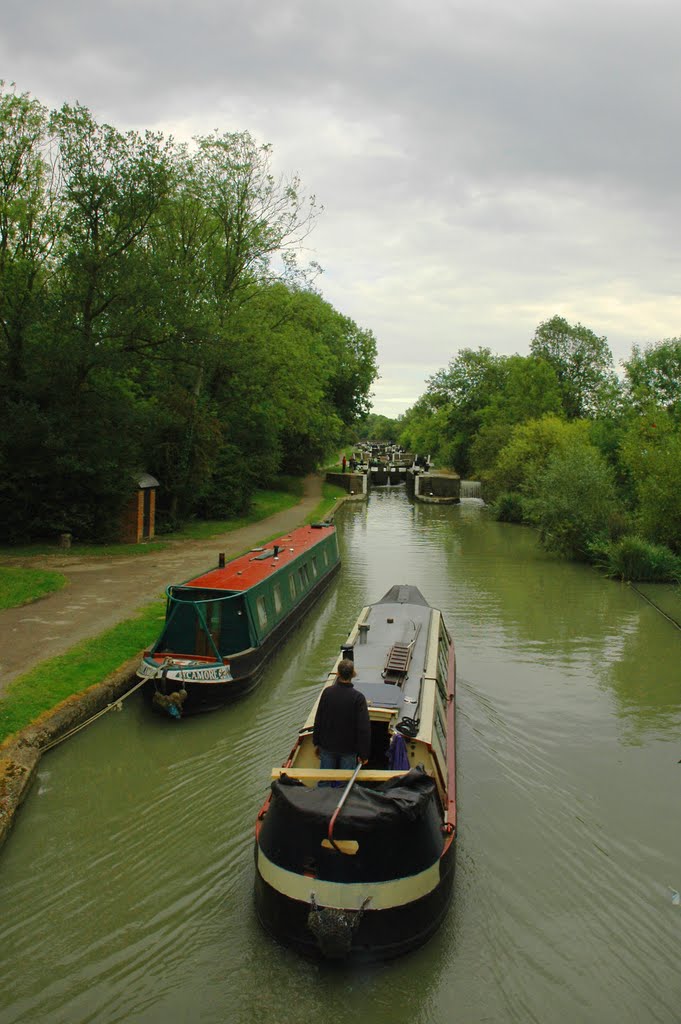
[0,475,324,694]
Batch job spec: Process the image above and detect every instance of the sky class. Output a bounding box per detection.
[3,0,681,416]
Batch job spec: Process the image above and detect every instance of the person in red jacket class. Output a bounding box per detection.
[313,659,371,774]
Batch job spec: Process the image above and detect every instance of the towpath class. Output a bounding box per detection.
[0,475,324,695]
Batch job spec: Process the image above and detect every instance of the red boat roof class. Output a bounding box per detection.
[180,523,336,594]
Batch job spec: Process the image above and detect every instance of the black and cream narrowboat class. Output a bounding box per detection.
[254,584,456,961]
[137,522,340,717]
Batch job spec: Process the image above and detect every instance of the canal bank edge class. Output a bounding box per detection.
[0,656,141,851]
[0,489,359,853]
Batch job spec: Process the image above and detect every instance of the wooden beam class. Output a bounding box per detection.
[271,767,409,782]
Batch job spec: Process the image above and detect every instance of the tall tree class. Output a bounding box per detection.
[623,338,681,415]
[0,83,59,386]
[530,315,618,419]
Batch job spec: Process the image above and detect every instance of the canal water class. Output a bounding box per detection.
[1,489,680,1024]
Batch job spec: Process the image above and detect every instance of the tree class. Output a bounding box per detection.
[0,83,60,386]
[619,413,681,553]
[525,444,618,560]
[471,355,563,476]
[623,338,681,415]
[424,347,507,473]
[483,415,591,501]
[530,315,618,419]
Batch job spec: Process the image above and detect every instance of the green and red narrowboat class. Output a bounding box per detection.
[137,522,340,716]
[254,584,457,961]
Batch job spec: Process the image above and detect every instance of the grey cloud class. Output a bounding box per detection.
[2,0,681,412]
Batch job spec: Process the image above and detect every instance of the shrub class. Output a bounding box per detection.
[524,443,618,560]
[591,535,681,582]
[489,491,525,523]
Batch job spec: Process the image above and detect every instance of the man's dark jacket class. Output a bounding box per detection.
[312,681,371,760]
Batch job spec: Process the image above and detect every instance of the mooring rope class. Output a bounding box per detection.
[629,583,681,632]
[40,677,147,752]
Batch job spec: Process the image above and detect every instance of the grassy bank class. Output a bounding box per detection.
[0,567,68,610]
[0,600,166,745]
[305,481,346,523]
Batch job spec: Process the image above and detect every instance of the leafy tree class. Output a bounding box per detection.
[423,347,507,473]
[530,315,618,419]
[471,355,563,475]
[483,415,591,501]
[525,443,618,560]
[623,338,681,416]
[0,83,60,387]
[357,413,400,442]
[619,413,681,553]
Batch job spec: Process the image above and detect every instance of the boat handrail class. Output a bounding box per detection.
[271,767,410,782]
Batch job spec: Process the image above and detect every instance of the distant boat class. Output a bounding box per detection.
[137,523,340,716]
[254,584,457,961]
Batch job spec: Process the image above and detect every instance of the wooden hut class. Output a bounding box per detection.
[120,473,159,543]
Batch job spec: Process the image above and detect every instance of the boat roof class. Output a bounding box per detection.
[178,523,335,594]
[303,586,439,728]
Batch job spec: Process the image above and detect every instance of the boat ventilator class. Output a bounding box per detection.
[307,894,372,959]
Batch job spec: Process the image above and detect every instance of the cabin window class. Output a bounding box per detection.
[273,585,282,614]
[298,564,310,588]
[323,549,329,566]
[256,596,268,628]
[289,575,296,599]
[311,556,318,577]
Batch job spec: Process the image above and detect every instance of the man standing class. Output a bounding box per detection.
[313,659,371,772]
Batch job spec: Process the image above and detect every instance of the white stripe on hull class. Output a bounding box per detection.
[256,848,441,911]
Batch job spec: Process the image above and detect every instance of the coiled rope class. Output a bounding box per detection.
[41,677,147,752]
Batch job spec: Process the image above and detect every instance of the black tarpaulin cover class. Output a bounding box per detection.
[273,766,436,827]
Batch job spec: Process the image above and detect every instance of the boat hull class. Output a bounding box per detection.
[253,842,455,962]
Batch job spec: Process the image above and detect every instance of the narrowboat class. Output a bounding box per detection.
[137,522,340,716]
[254,584,456,961]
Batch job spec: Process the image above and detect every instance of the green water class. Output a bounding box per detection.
[1,490,680,1024]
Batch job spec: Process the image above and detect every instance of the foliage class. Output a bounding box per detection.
[530,315,619,419]
[482,415,591,502]
[488,491,525,523]
[524,443,618,560]
[623,338,681,415]
[590,535,681,583]
[0,85,379,542]
[356,413,400,442]
[619,414,681,553]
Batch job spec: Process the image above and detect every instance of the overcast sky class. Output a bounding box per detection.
[3,0,681,415]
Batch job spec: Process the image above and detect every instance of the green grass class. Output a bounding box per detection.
[170,485,302,540]
[0,567,68,610]
[0,600,166,745]
[305,482,347,524]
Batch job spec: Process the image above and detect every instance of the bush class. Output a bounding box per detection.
[525,443,618,560]
[489,491,525,523]
[591,535,681,582]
